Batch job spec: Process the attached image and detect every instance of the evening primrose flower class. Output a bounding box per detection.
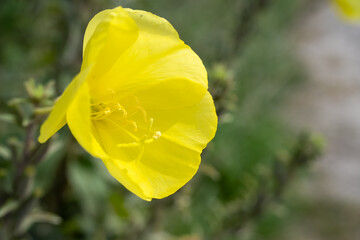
[38,6,217,200]
[334,0,360,21]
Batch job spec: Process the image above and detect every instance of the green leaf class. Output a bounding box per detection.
[67,155,111,216]
[109,192,128,219]
[0,144,11,160]
[0,199,19,218]
[0,113,16,125]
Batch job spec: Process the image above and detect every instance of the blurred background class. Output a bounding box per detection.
[0,0,359,239]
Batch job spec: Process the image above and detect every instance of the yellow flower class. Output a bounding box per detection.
[38,6,217,201]
[334,0,360,21]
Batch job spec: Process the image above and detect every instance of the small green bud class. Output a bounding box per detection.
[25,166,36,177]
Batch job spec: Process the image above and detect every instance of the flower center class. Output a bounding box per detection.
[91,101,127,120]
[90,98,161,161]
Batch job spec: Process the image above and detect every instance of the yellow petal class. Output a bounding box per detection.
[38,66,92,143]
[149,91,218,153]
[89,9,207,101]
[66,82,107,159]
[82,6,139,80]
[335,0,360,20]
[102,158,151,201]
[133,78,207,110]
[124,8,179,41]
[103,137,201,200]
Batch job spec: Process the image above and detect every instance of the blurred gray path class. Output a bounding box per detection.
[288,2,360,204]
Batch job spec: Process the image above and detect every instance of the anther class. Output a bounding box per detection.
[153,131,161,139]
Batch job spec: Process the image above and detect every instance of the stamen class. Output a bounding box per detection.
[123,120,138,131]
[91,96,161,162]
[116,118,162,149]
[91,101,127,120]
